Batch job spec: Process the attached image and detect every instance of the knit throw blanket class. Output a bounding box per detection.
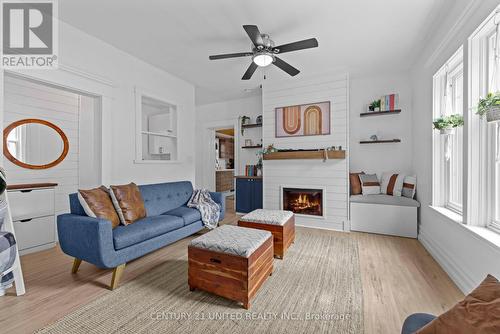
[187,189,220,229]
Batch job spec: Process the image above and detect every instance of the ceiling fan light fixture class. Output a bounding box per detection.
[252,52,274,67]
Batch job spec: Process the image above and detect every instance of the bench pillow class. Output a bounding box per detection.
[359,174,381,195]
[402,175,417,199]
[380,172,405,197]
[78,186,120,229]
[110,183,146,225]
[350,172,364,195]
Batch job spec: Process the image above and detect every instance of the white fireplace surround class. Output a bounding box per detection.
[262,72,349,231]
[280,185,326,219]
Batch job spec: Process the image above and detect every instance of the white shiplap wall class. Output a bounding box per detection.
[262,72,349,231]
[4,75,80,217]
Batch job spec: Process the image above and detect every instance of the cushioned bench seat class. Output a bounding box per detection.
[350,194,419,238]
[350,194,420,207]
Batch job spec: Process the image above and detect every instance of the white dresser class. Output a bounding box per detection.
[7,183,57,255]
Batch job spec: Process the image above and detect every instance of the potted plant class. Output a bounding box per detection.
[476,92,500,122]
[369,99,381,112]
[433,114,464,134]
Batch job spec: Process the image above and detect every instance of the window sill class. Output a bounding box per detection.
[428,205,500,251]
[429,205,463,224]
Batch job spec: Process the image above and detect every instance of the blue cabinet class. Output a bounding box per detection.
[236,177,263,213]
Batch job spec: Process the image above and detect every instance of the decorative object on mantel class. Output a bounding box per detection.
[275,101,330,137]
[370,135,378,141]
[0,168,25,297]
[3,118,69,170]
[476,92,500,123]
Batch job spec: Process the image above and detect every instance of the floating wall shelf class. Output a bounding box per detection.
[359,139,401,144]
[241,145,263,149]
[241,123,262,129]
[360,109,401,117]
[263,150,346,160]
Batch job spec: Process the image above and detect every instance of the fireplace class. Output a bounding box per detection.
[282,187,323,217]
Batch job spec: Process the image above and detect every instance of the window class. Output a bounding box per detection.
[6,126,23,161]
[432,47,464,214]
[487,27,500,232]
[134,87,178,163]
[468,6,500,232]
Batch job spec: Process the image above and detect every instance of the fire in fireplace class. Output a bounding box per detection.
[282,187,323,217]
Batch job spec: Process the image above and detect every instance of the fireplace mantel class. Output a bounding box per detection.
[263,150,345,160]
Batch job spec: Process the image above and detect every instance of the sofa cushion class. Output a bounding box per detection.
[112,215,183,250]
[110,183,146,225]
[350,194,420,207]
[139,181,193,217]
[164,206,201,226]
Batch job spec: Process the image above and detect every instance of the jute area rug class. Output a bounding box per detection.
[37,227,363,334]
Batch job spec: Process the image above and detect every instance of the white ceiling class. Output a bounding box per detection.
[59,0,452,105]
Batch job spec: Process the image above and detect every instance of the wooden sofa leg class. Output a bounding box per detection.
[110,263,126,290]
[71,258,82,274]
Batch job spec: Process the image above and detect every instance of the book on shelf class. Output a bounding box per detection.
[380,93,399,111]
[245,165,258,176]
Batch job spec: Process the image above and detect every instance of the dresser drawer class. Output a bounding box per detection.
[14,216,55,251]
[8,188,55,221]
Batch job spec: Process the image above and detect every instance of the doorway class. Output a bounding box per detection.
[215,128,235,212]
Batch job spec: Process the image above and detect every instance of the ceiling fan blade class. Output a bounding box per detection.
[209,52,253,60]
[273,57,300,76]
[274,38,318,54]
[242,62,258,80]
[243,25,263,47]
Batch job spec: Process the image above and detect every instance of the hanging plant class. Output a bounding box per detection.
[433,114,464,135]
[476,92,500,123]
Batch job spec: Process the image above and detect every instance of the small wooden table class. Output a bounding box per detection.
[188,225,273,309]
[238,209,295,259]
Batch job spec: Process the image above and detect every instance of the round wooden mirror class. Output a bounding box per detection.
[3,119,69,170]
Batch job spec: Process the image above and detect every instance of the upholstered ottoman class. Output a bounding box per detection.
[238,209,295,259]
[188,225,273,309]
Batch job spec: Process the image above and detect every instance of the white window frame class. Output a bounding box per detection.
[468,6,500,232]
[432,47,464,216]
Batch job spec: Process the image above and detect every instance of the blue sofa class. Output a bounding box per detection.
[57,181,224,289]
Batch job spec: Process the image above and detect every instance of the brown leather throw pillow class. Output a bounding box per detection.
[78,186,120,229]
[417,274,500,334]
[350,172,364,195]
[109,183,146,225]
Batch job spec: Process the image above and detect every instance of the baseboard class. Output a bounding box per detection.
[419,228,476,293]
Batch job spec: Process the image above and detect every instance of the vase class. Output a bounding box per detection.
[486,106,500,123]
[440,128,455,135]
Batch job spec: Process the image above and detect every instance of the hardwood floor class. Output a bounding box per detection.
[0,202,463,334]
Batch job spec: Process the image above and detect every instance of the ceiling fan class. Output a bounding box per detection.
[209,25,318,80]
